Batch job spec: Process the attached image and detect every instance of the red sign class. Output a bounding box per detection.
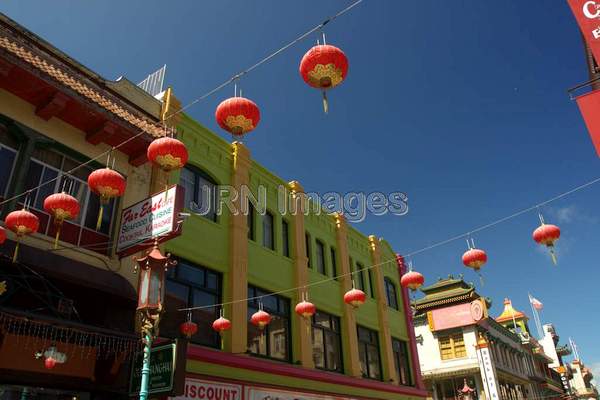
[567,0,600,64]
[576,88,600,157]
[427,300,486,331]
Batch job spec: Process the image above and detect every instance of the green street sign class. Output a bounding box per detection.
[129,343,176,396]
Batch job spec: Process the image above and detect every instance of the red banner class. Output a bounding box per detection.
[576,89,600,157]
[567,0,600,64]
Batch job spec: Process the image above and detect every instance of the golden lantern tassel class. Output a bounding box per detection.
[96,204,104,231]
[12,239,20,263]
[322,91,329,114]
[549,246,558,266]
[478,270,484,287]
[53,224,61,250]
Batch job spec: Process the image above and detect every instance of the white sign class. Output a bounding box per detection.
[170,379,242,400]
[476,346,500,400]
[245,386,353,400]
[117,185,183,255]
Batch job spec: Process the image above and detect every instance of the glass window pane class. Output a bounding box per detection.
[314,312,331,329]
[32,147,62,168]
[180,167,195,210]
[247,203,255,240]
[316,241,325,275]
[282,220,290,257]
[197,174,217,222]
[330,248,337,279]
[268,316,288,361]
[0,147,16,197]
[166,280,189,307]
[33,167,59,210]
[206,271,218,290]
[263,212,274,250]
[367,345,381,379]
[312,328,325,368]
[325,331,342,372]
[305,233,311,268]
[178,262,205,285]
[359,344,368,377]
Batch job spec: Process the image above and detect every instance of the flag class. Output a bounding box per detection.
[530,296,543,311]
[576,89,600,157]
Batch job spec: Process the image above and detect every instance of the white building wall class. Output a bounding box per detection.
[415,320,480,376]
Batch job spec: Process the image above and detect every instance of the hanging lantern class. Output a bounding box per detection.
[179,320,198,339]
[295,299,316,319]
[44,356,57,370]
[250,309,271,330]
[212,316,232,335]
[43,192,80,249]
[458,379,475,400]
[533,216,560,265]
[215,97,261,138]
[299,43,349,113]
[5,208,39,263]
[343,287,366,308]
[400,270,424,291]
[147,136,188,173]
[87,167,126,231]
[462,239,488,285]
[0,226,6,245]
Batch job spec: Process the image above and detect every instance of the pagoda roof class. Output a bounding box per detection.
[496,298,528,323]
[414,275,491,311]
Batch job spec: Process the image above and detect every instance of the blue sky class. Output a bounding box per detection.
[3,1,599,372]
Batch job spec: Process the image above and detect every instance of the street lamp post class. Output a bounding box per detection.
[135,240,176,400]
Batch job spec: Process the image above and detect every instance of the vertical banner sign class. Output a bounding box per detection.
[567,0,600,64]
[575,89,600,157]
[475,338,500,400]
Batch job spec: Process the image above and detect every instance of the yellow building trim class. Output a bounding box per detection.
[334,213,361,377]
[369,235,397,383]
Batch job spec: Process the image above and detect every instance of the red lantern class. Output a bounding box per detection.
[215,96,261,138]
[179,320,198,339]
[5,208,39,263]
[250,309,271,330]
[43,192,80,249]
[533,222,561,265]
[87,167,126,231]
[212,316,232,335]
[299,44,349,113]
[44,356,57,370]
[462,248,488,270]
[295,300,316,319]
[0,226,6,245]
[343,287,366,308]
[401,270,425,291]
[147,136,188,172]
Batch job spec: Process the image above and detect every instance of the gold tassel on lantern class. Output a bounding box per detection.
[12,239,20,263]
[96,201,105,231]
[322,91,329,114]
[54,225,61,250]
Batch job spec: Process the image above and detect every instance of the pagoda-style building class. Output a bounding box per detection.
[413,276,565,400]
[495,298,530,335]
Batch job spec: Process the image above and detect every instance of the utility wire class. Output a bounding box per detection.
[179,173,600,312]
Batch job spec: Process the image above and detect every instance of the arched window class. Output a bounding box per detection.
[179,165,218,222]
[384,278,399,310]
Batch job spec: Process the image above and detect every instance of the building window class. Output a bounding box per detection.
[315,240,326,275]
[384,278,399,310]
[330,247,338,279]
[247,202,255,241]
[163,259,221,348]
[368,270,375,298]
[179,166,218,222]
[263,211,274,250]
[439,332,466,360]
[312,311,342,373]
[247,286,290,362]
[305,233,311,268]
[0,143,17,197]
[23,147,117,253]
[281,219,290,257]
[392,338,413,386]
[357,326,381,380]
[354,262,366,292]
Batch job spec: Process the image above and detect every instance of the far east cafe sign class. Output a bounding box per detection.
[117,185,184,257]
